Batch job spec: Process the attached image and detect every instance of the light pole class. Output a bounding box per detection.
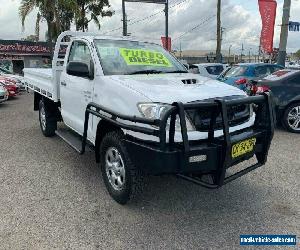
[165,0,169,50]
[240,43,244,62]
[248,48,252,63]
[216,0,222,62]
[122,0,127,36]
[228,45,232,63]
[277,0,291,66]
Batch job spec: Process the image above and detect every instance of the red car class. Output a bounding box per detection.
[0,77,19,98]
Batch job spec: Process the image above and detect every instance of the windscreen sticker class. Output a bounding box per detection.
[119,48,172,67]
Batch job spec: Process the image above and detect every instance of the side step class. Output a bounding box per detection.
[55,127,93,154]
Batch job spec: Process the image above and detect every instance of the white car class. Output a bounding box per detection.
[189,63,225,79]
[0,85,8,103]
[286,61,300,70]
[23,32,274,204]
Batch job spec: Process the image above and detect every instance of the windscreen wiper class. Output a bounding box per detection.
[129,70,162,75]
[164,70,188,74]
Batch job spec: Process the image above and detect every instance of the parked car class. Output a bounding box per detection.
[0,69,26,91]
[217,63,284,92]
[189,63,225,79]
[285,61,300,68]
[0,85,8,103]
[251,69,300,133]
[0,79,19,98]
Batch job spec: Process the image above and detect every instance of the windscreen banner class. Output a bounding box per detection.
[258,0,277,54]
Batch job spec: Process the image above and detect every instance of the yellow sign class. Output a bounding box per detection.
[119,48,172,67]
[231,138,256,159]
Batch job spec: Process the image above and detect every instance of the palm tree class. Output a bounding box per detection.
[19,0,57,58]
[19,0,77,58]
[75,0,114,32]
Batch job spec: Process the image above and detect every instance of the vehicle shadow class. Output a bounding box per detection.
[0,102,9,108]
[21,126,294,248]
[75,148,269,217]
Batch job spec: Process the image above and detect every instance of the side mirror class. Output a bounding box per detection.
[67,61,92,79]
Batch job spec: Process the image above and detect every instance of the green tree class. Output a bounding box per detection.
[19,0,58,58]
[295,49,300,59]
[75,0,114,32]
[19,0,114,57]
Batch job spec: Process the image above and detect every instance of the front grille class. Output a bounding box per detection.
[0,96,4,99]
[186,97,251,131]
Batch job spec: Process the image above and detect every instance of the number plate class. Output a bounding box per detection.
[231,138,257,159]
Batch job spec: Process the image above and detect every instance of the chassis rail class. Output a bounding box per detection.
[80,93,274,188]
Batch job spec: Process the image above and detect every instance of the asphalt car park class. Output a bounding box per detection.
[0,93,299,249]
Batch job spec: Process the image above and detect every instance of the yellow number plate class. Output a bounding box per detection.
[231,138,257,159]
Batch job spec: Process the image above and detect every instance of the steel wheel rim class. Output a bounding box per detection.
[288,106,300,131]
[40,104,46,131]
[105,147,126,191]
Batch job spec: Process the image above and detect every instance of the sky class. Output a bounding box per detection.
[0,0,299,53]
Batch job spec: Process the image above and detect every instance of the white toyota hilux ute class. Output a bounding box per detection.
[24,32,274,204]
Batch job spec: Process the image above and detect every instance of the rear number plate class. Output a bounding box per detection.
[232,138,256,159]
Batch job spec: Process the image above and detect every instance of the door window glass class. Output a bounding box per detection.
[68,41,92,66]
[254,66,270,77]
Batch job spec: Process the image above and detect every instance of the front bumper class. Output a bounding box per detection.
[126,94,273,188]
[83,93,274,188]
[124,128,266,176]
[0,94,8,103]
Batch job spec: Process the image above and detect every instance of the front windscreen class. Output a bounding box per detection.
[224,66,247,78]
[94,39,187,75]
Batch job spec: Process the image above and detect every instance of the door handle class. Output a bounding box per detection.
[61,81,67,86]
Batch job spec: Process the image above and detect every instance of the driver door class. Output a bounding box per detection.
[60,40,94,137]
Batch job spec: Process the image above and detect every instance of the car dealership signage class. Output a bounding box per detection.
[258,0,277,54]
[0,40,67,56]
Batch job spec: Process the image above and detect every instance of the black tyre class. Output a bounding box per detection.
[39,99,57,137]
[100,131,144,204]
[282,103,300,133]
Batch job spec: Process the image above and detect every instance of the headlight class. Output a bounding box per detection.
[137,103,195,132]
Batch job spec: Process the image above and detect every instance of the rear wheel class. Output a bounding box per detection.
[282,103,300,133]
[100,131,144,204]
[39,99,57,137]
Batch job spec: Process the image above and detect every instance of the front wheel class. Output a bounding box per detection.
[39,99,57,137]
[282,103,300,133]
[100,131,144,204]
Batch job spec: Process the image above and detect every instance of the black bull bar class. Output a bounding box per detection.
[80,93,274,189]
